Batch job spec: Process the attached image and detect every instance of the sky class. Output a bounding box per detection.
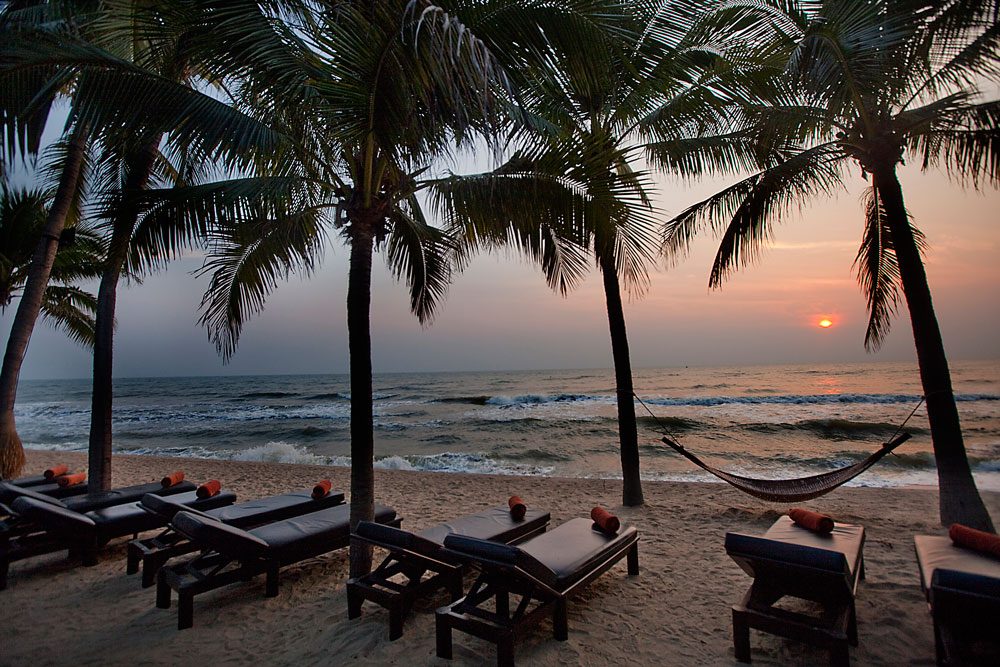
[4,153,998,380]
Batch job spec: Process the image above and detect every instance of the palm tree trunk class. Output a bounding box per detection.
[347,222,376,577]
[0,126,88,478]
[88,137,161,494]
[875,166,994,531]
[599,252,644,507]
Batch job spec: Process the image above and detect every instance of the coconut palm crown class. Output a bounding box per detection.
[665,0,1000,530]
[427,0,779,506]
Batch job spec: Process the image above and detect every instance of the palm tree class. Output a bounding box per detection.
[0,1,290,486]
[195,0,505,577]
[0,2,95,478]
[1,180,103,347]
[665,0,999,530]
[428,0,772,506]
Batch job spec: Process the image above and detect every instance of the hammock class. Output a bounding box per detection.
[660,432,911,503]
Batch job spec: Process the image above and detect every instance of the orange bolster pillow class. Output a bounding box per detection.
[789,508,834,534]
[508,496,527,520]
[591,506,620,535]
[950,523,1000,558]
[57,472,86,488]
[312,480,331,499]
[196,480,222,499]
[161,471,184,488]
[44,464,69,479]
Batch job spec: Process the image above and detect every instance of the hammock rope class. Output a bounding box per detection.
[634,393,918,503]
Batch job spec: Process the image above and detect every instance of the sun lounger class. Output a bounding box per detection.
[913,535,1000,665]
[157,503,401,629]
[1,488,235,590]
[725,515,866,666]
[127,487,345,587]
[1,477,196,514]
[348,505,550,639]
[435,516,639,667]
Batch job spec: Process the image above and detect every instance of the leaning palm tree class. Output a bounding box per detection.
[0,1,95,478]
[1,1,291,487]
[196,0,505,577]
[665,0,999,530]
[428,0,774,506]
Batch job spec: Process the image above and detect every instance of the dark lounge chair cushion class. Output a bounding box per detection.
[914,535,1000,596]
[173,504,398,564]
[445,517,638,591]
[62,480,196,513]
[142,488,344,526]
[0,482,67,508]
[932,568,1000,600]
[252,504,396,564]
[12,491,238,540]
[726,516,863,588]
[419,506,549,547]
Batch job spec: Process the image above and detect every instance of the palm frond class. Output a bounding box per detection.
[384,195,453,323]
[197,208,326,361]
[38,284,98,348]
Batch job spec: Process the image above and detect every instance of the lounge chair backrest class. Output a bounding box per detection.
[10,496,97,531]
[443,533,559,589]
[140,492,222,522]
[172,510,270,560]
[0,482,67,508]
[357,520,443,558]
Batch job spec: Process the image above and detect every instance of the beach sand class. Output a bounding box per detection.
[5,449,998,666]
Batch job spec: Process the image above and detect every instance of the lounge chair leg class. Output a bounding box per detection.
[733,607,751,663]
[178,592,194,630]
[553,598,568,641]
[347,583,363,620]
[627,543,639,575]
[436,616,453,660]
[389,605,404,641]
[447,571,463,601]
[0,559,8,591]
[265,564,279,597]
[847,601,858,646]
[126,543,139,574]
[156,572,171,609]
[830,642,849,667]
[498,634,515,667]
[933,621,946,666]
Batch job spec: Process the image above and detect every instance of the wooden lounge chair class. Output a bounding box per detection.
[913,535,1000,665]
[157,503,401,629]
[0,478,199,590]
[725,516,866,666]
[2,488,235,590]
[435,516,639,667]
[127,487,345,587]
[347,505,550,639]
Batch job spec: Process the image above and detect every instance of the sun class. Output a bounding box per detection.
[819,319,833,328]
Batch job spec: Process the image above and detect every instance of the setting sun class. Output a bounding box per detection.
[819,319,833,328]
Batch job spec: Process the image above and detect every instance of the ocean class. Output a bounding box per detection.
[13,359,1000,491]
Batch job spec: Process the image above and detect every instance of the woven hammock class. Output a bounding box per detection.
[661,432,911,502]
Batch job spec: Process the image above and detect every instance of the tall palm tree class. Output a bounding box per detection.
[428,0,772,506]
[1,1,290,486]
[196,0,505,577]
[665,0,999,530]
[0,1,96,478]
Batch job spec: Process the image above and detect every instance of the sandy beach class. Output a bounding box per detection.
[4,448,998,666]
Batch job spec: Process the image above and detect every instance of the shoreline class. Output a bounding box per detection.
[6,449,999,666]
